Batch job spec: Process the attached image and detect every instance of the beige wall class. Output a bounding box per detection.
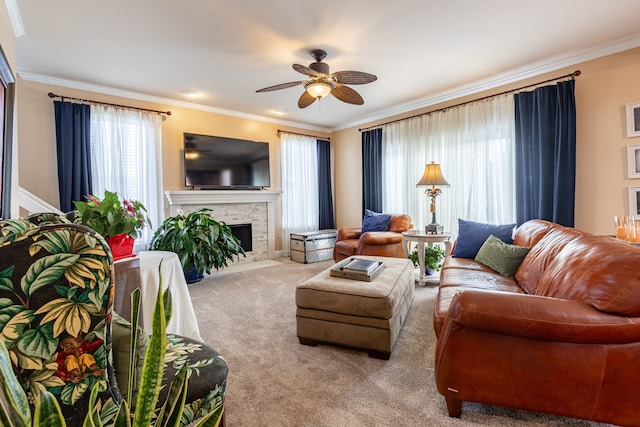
[1,4,18,218]
[0,6,15,69]
[334,47,640,236]
[16,80,330,249]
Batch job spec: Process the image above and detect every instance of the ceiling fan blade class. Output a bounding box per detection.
[293,63,323,78]
[256,81,305,92]
[298,91,317,108]
[331,84,364,105]
[332,70,377,85]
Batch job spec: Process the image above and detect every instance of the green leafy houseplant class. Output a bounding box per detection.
[150,208,245,283]
[408,244,446,274]
[74,191,150,239]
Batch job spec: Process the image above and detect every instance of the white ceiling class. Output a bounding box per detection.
[11,0,640,131]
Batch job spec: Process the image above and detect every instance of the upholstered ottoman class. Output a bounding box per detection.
[295,256,414,359]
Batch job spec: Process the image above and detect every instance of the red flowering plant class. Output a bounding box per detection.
[73,190,151,238]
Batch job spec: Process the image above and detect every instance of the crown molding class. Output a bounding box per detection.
[17,71,332,133]
[4,0,24,37]
[17,32,640,134]
[333,34,640,131]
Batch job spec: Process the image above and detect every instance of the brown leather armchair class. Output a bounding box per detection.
[333,214,412,262]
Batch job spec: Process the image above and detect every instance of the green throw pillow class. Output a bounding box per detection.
[111,311,149,399]
[475,234,531,277]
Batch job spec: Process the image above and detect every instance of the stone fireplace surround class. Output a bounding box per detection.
[164,190,281,263]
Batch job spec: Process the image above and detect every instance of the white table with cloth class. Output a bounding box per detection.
[137,250,203,341]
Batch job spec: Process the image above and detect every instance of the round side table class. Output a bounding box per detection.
[402,231,452,285]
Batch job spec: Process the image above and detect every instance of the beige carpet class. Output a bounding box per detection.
[188,258,613,427]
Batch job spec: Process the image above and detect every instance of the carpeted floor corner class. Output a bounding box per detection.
[188,258,613,427]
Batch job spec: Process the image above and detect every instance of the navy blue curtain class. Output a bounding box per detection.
[54,101,92,212]
[362,128,383,216]
[514,80,576,227]
[317,139,335,229]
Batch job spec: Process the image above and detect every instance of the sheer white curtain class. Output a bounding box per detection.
[381,94,515,237]
[89,106,163,250]
[280,132,318,255]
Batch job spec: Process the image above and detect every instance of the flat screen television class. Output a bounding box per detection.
[184,133,270,189]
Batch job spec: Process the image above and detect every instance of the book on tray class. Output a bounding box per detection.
[341,258,382,276]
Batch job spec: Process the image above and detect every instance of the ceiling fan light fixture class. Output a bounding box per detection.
[305,81,333,99]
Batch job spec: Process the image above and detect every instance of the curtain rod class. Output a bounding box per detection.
[359,70,581,132]
[47,92,172,116]
[277,129,330,140]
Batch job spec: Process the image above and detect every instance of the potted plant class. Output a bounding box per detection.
[150,208,245,283]
[74,191,150,260]
[408,244,446,275]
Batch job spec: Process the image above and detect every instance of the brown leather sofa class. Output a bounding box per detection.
[333,214,412,262]
[434,219,640,427]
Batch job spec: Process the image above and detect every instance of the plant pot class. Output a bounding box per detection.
[108,233,135,261]
[183,265,205,284]
[425,267,436,276]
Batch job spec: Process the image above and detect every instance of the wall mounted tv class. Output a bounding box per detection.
[184,133,270,189]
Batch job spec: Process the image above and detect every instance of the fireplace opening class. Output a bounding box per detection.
[229,223,252,252]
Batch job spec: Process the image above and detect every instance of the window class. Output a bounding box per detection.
[89,106,163,249]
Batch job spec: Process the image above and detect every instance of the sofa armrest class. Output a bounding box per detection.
[359,231,404,246]
[337,227,362,241]
[447,289,640,344]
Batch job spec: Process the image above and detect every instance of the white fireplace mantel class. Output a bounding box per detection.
[165,190,281,207]
[164,190,282,259]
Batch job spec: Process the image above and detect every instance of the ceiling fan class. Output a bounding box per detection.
[256,49,377,108]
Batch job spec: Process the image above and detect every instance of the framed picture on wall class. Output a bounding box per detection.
[0,44,16,219]
[629,187,640,218]
[627,144,640,178]
[627,101,640,138]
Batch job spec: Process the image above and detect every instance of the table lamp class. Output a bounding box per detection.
[417,161,450,234]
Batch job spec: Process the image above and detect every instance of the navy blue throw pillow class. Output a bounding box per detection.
[361,209,392,233]
[452,218,516,259]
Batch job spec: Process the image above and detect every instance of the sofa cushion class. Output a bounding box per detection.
[361,209,392,232]
[452,219,515,259]
[516,227,586,294]
[512,219,563,248]
[537,236,640,315]
[387,214,412,233]
[475,235,531,277]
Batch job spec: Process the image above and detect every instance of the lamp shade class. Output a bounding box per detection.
[416,162,449,187]
[306,81,332,99]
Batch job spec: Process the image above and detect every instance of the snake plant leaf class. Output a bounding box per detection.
[156,364,188,427]
[163,285,172,326]
[112,398,131,427]
[0,337,31,427]
[127,288,142,405]
[33,389,65,427]
[132,264,167,427]
[188,405,224,427]
[20,254,80,297]
[81,383,103,427]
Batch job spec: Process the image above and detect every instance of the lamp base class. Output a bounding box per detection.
[425,224,444,234]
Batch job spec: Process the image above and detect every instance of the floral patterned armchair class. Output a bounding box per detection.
[0,214,227,426]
